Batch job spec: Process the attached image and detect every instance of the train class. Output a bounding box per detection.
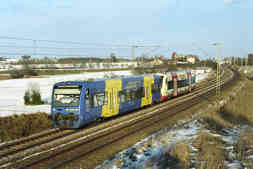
[49,71,196,128]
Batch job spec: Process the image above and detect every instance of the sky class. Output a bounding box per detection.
[0,0,252,59]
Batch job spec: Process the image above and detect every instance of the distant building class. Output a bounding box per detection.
[152,56,163,65]
[171,52,199,64]
[186,55,198,64]
[5,58,19,63]
[0,57,19,64]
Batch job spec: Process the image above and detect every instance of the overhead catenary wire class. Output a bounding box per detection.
[0,52,90,57]
[0,45,132,50]
[0,36,159,47]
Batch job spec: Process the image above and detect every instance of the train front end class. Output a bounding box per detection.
[50,82,83,128]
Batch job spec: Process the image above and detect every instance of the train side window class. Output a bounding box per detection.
[180,80,184,88]
[92,92,107,107]
[181,80,184,88]
[159,77,163,87]
[119,91,126,103]
[184,80,187,87]
[178,80,182,88]
[126,90,132,102]
[151,84,155,93]
[168,81,173,89]
[137,87,145,97]
[186,79,189,85]
[142,87,145,97]
[131,89,138,100]
[104,92,108,105]
[152,83,159,93]
[179,80,182,87]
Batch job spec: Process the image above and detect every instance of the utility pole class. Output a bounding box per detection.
[131,45,137,69]
[131,45,137,61]
[246,56,248,66]
[33,40,37,57]
[213,43,222,102]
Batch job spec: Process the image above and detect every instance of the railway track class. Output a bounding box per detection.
[0,71,216,161]
[0,68,234,169]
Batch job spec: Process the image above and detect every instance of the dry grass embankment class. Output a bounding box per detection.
[166,143,191,169]
[194,73,253,168]
[194,132,227,169]
[0,112,52,142]
[201,78,253,131]
[164,70,253,169]
[0,74,9,80]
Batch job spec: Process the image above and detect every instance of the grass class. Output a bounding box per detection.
[194,132,226,169]
[236,129,253,161]
[166,143,191,169]
[0,113,52,142]
[198,70,251,131]
[0,75,9,80]
[193,70,253,168]
[221,79,253,125]
[165,69,253,169]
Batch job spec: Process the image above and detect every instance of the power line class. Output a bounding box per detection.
[0,36,169,48]
[0,45,131,50]
[0,52,90,57]
[192,43,209,59]
[0,52,133,57]
[0,36,137,47]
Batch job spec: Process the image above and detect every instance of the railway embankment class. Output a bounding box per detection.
[95,71,253,169]
[0,112,52,142]
[0,69,214,168]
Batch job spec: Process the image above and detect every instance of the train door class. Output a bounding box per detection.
[188,72,192,92]
[84,87,99,122]
[173,75,178,96]
[146,85,151,104]
[102,80,121,118]
[142,76,153,107]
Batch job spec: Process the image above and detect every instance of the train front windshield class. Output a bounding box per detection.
[53,86,82,107]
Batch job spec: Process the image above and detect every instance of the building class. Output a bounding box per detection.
[0,57,19,64]
[186,55,197,64]
[171,52,199,64]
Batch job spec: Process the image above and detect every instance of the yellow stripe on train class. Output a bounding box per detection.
[101,79,122,117]
[141,76,154,107]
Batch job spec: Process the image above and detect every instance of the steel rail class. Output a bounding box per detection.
[0,71,217,162]
[1,68,234,169]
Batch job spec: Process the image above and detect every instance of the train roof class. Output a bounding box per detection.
[53,74,160,87]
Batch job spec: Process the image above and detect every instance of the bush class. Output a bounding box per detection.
[10,70,24,79]
[23,65,38,76]
[24,90,31,105]
[24,82,43,105]
[31,90,42,105]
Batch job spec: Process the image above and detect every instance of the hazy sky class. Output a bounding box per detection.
[0,0,252,59]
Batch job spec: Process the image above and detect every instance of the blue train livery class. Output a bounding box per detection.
[50,75,161,128]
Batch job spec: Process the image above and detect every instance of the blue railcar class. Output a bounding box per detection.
[50,75,161,128]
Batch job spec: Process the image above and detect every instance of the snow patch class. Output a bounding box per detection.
[0,71,131,117]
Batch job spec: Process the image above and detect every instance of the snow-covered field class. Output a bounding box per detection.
[95,118,250,169]
[0,69,211,117]
[0,71,131,117]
